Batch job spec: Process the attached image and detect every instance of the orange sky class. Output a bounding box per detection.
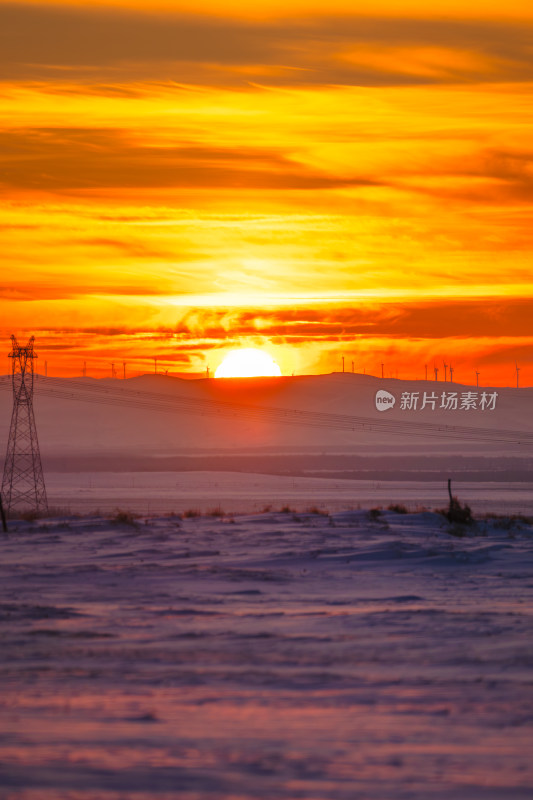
[1,0,532,385]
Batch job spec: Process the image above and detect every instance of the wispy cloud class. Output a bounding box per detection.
[2,4,533,86]
[0,281,173,302]
[3,126,533,213]
[0,128,379,191]
[22,299,530,341]
[173,300,533,341]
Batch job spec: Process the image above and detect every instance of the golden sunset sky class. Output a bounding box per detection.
[1,0,532,383]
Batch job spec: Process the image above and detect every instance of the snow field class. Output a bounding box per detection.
[1,509,533,799]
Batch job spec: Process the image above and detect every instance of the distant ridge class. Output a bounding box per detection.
[1,372,532,462]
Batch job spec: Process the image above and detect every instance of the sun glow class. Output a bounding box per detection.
[214,348,282,378]
[1,2,533,386]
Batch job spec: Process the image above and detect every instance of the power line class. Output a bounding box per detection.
[1,375,532,447]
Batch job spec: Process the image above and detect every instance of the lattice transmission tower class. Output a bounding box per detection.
[1,336,48,513]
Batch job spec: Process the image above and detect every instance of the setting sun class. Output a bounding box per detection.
[214,349,282,378]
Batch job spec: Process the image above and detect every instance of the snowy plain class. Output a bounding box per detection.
[1,372,533,798]
[43,469,533,518]
[1,507,533,800]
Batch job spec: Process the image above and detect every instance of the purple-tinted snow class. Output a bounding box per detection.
[1,509,532,800]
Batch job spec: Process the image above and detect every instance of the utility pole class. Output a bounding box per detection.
[0,491,7,532]
[1,336,48,514]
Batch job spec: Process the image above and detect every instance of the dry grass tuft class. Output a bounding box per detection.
[387,503,409,514]
[482,512,533,530]
[207,506,225,517]
[111,509,138,526]
[306,505,329,516]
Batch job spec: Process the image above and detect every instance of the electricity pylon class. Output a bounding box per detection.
[1,336,48,513]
